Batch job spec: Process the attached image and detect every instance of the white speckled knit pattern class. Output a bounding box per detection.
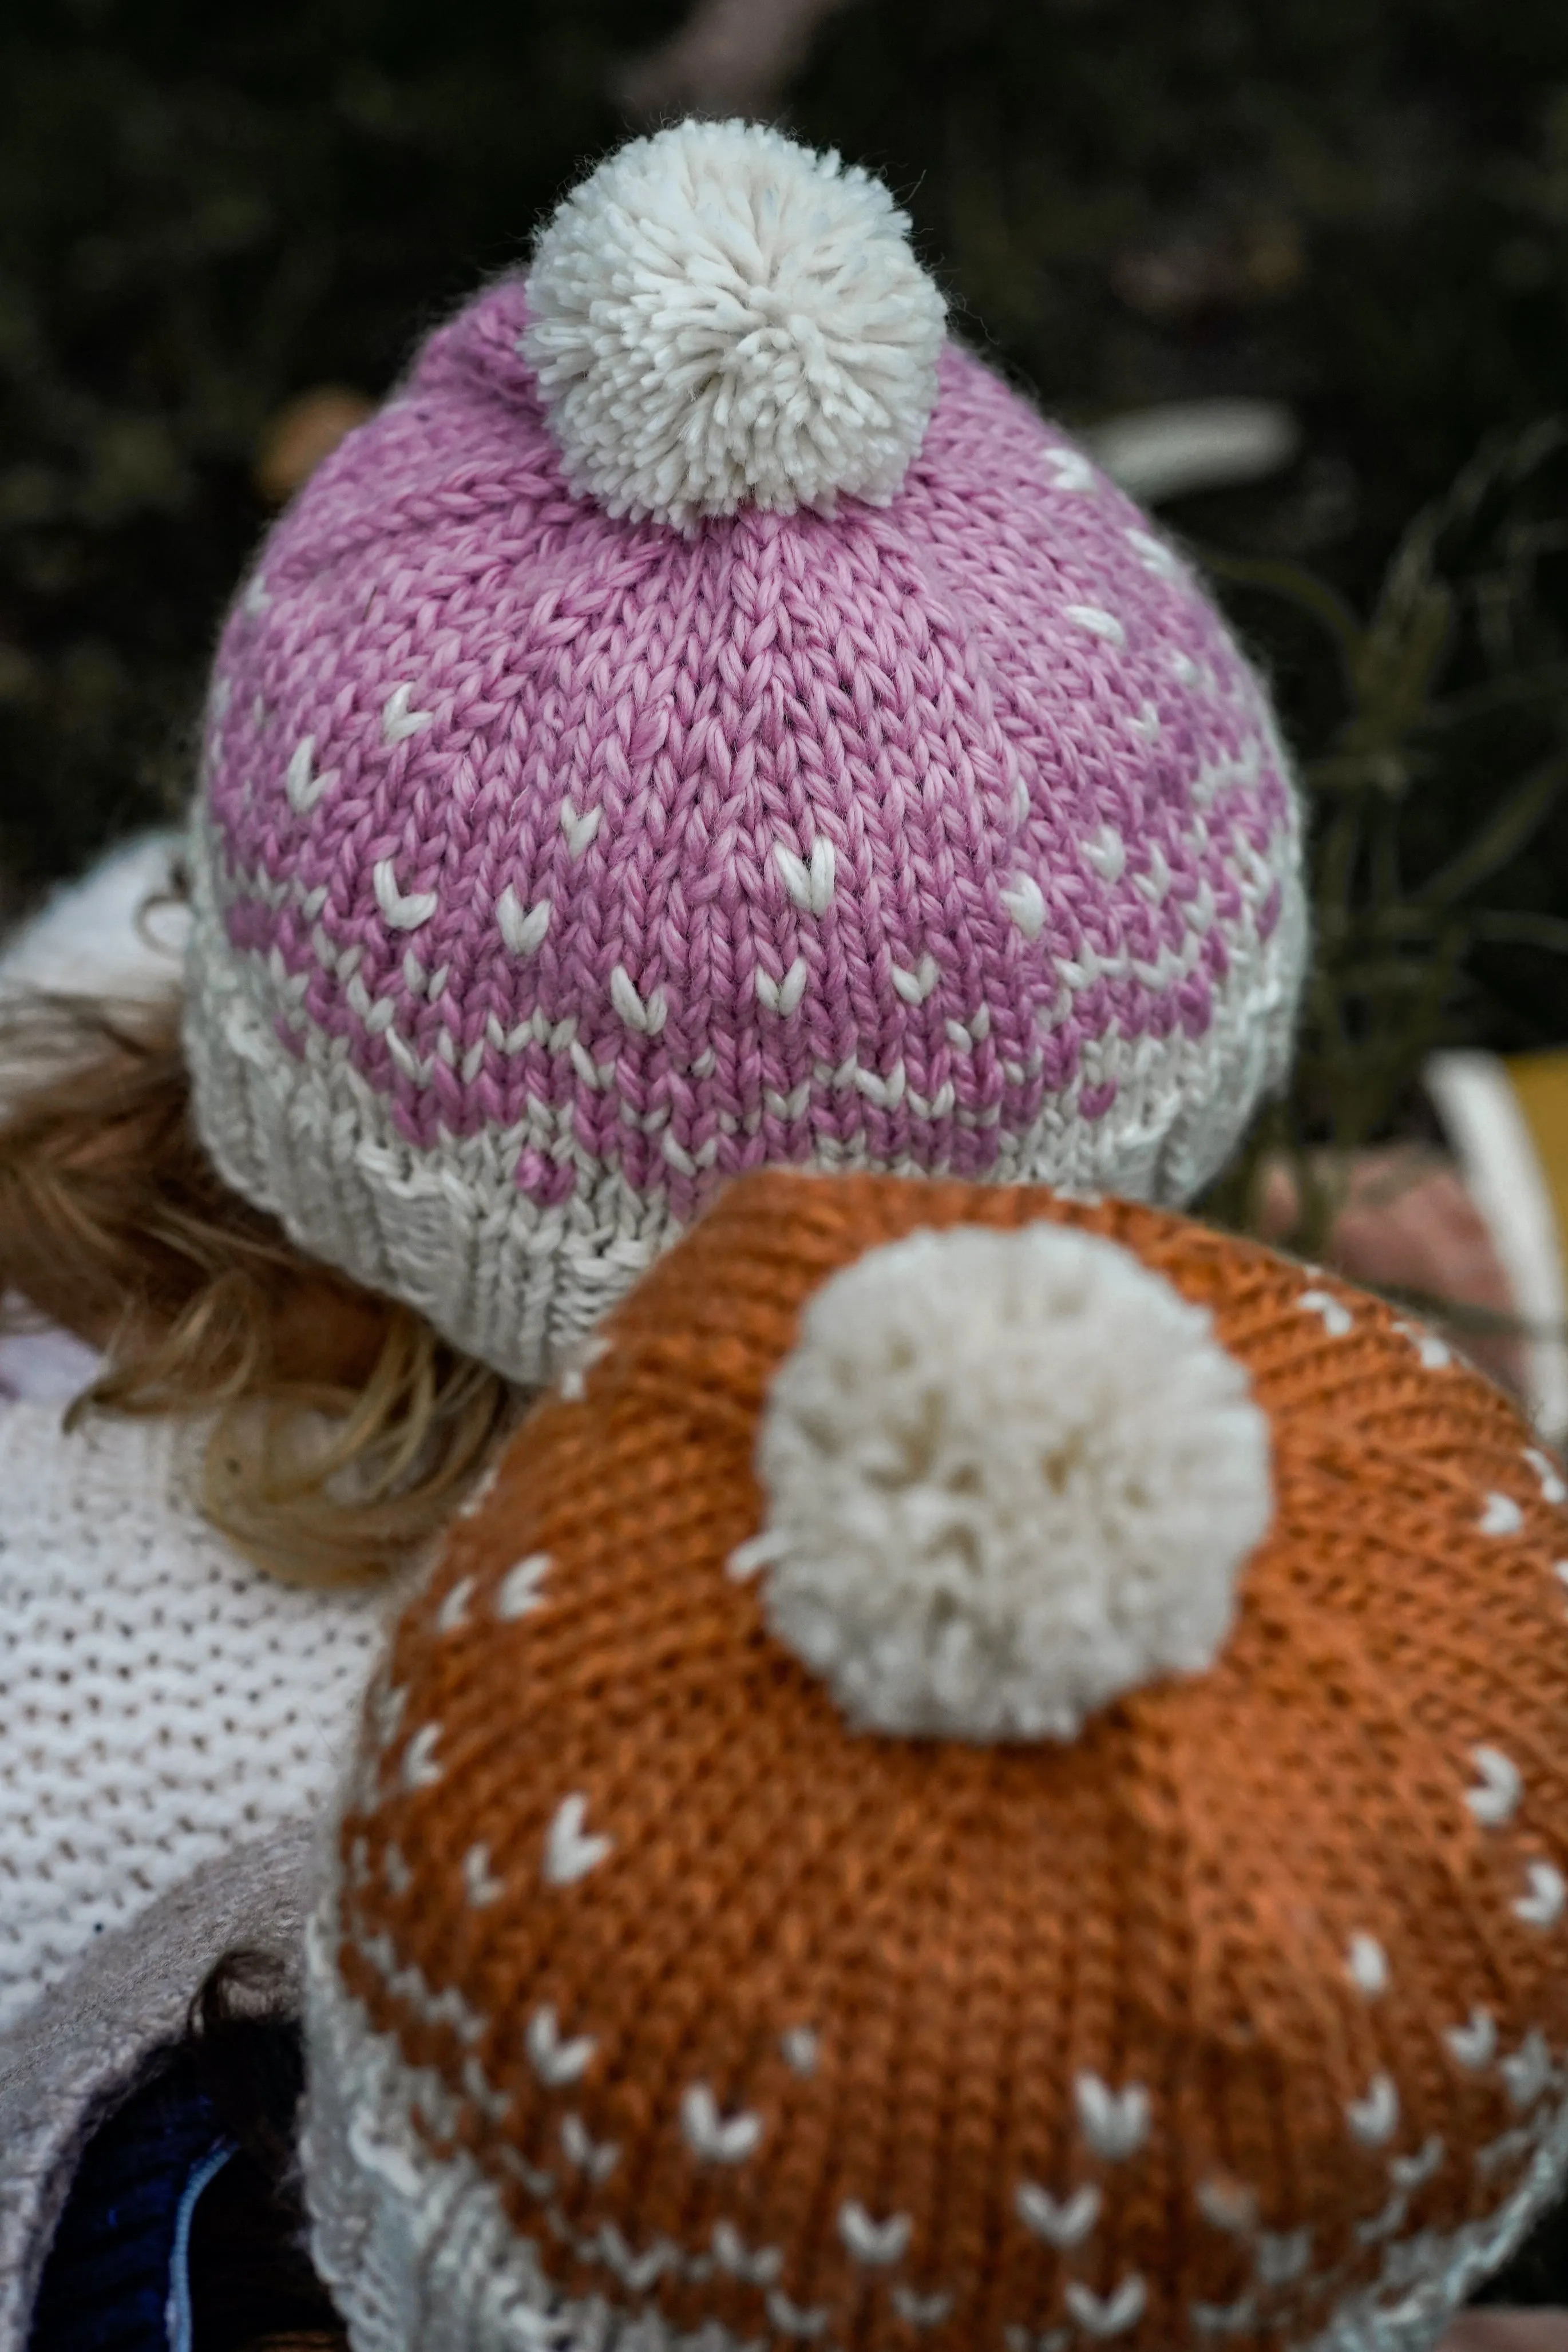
[0,1400,390,2033]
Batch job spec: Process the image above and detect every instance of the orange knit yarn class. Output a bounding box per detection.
[315,1171,1568,2352]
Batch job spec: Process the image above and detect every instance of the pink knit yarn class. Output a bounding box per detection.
[185,274,1304,1381]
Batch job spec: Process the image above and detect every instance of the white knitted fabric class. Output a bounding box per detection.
[0,1400,390,2034]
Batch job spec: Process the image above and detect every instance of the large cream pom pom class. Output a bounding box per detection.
[521,118,947,531]
[748,1223,1273,1742]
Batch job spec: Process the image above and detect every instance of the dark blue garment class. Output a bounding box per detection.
[28,2050,232,2352]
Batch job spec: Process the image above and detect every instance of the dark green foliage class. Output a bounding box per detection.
[3,0,1568,1133]
[0,0,684,889]
[1201,421,1568,1236]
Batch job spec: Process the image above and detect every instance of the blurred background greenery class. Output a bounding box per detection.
[5,0,1568,1174]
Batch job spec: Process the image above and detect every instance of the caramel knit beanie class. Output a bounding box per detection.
[184,118,1304,1384]
[303,1169,1568,2352]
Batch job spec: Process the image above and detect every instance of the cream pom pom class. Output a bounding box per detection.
[521,118,947,530]
[750,1223,1273,1743]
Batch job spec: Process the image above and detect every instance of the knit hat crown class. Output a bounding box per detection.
[185,120,1304,1384]
[304,1170,1568,2352]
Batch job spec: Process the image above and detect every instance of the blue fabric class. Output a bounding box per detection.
[164,2141,236,2352]
[27,2053,231,2352]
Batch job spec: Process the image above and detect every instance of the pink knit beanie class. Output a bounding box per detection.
[183,118,1306,1383]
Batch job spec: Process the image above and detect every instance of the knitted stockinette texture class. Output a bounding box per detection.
[185,120,1305,1385]
[304,1170,1568,2352]
[0,1401,388,2035]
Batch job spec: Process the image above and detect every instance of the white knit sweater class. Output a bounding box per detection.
[0,838,394,2034]
[0,1399,390,2033]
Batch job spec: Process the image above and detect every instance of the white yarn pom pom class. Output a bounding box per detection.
[521,118,947,530]
[755,1224,1273,1742]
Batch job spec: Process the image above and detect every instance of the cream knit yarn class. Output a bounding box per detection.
[0,1401,389,2032]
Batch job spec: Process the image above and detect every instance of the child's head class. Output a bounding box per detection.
[184,117,1305,1387]
[302,1167,1568,2352]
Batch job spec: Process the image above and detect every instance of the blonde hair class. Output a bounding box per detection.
[0,988,520,1584]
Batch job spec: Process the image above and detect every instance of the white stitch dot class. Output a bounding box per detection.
[1390,2136,1445,2191]
[609,963,667,1036]
[1480,1492,1525,1538]
[557,1332,609,1404]
[1075,2073,1150,2161]
[1016,2181,1100,2248]
[1525,1448,1568,1505]
[1476,2120,1543,2178]
[1500,2029,1553,2110]
[1127,526,1182,579]
[559,799,602,858]
[435,1577,475,1636]
[1044,447,1096,492]
[462,1842,505,1907]
[1084,826,1129,884]
[756,958,808,1017]
[1355,2190,1409,2248]
[682,2084,764,2164]
[774,836,837,917]
[461,2054,512,2124]
[527,2004,596,2086]
[498,2148,556,2200]
[1516,1860,1566,1929]
[457,1454,503,1521]
[1346,1933,1388,1995]
[1064,2278,1146,2338]
[711,2222,783,2286]
[383,1842,411,1895]
[497,886,551,959]
[1392,1319,1451,1371]
[585,2221,675,2292]
[284,734,335,815]
[1445,2009,1496,2069]
[768,2291,830,2338]
[780,2025,819,2076]
[560,2112,618,2181]
[1190,2296,1258,2337]
[372,858,438,931]
[1066,604,1127,648]
[1196,2179,1257,2235]
[498,1553,552,1619]
[728,1530,783,1583]
[890,954,939,1006]
[399,1724,442,1791]
[1001,874,1046,941]
[1254,2228,1312,2287]
[838,2203,912,2266]
[1346,2073,1399,2147]
[1467,1746,1522,1827]
[893,2289,955,2329]
[543,1793,612,1887]
[371,1684,408,1748]
[381,682,433,743]
[1299,1288,1353,1338]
